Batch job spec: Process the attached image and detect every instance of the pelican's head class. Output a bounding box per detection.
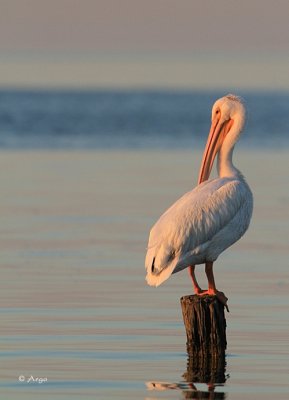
[198,94,246,184]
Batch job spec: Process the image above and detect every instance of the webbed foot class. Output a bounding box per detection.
[196,289,229,312]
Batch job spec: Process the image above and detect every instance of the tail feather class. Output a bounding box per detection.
[145,246,177,287]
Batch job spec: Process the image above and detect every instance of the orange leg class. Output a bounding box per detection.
[205,262,217,295]
[205,262,229,311]
[189,265,206,295]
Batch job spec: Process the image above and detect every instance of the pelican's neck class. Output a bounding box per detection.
[217,145,239,178]
[217,119,243,178]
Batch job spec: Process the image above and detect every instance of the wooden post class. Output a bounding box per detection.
[180,294,227,356]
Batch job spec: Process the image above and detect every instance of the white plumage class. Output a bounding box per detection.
[146,175,252,286]
[145,95,253,304]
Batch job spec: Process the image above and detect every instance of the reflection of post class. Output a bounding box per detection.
[180,294,227,355]
[184,352,226,384]
[182,353,227,399]
[146,352,227,399]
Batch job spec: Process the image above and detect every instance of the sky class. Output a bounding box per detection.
[1,0,289,89]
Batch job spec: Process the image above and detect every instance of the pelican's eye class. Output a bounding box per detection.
[215,109,220,115]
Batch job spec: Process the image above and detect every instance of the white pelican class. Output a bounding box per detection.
[145,94,253,309]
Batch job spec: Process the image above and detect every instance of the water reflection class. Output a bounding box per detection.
[147,351,227,399]
[184,351,227,385]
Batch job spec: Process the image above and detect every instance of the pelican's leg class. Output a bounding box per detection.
[205,262,229,312]
[205,262,217,294]
[189,265,206,295]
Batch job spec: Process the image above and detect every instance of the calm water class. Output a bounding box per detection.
[0,89,289,149]
[0,89,289,399]
[0,149,289,400]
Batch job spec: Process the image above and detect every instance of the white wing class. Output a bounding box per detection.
[145,176,253,286]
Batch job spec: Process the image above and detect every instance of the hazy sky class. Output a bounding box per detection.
[1,0,289,89]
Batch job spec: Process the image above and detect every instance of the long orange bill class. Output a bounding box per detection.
[198,117,233,184]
